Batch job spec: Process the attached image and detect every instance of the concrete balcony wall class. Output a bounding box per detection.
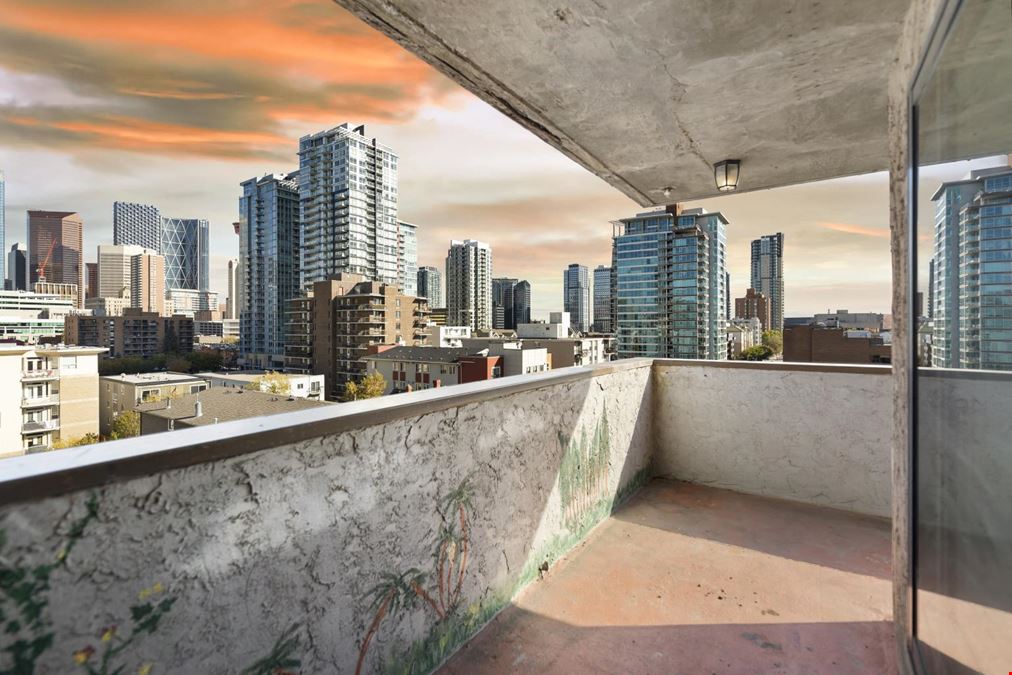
[0,360,653,674]
[652,360,892,518]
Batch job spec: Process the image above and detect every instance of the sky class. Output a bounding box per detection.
[0,0,998,318]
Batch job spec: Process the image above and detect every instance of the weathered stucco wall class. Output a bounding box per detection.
[652,362,892,518]
[0,362,652,674]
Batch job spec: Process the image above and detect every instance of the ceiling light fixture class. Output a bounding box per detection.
[713,159,741,192]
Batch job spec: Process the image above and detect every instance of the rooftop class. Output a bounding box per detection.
[101,371,208,385]
[135,386,331,425]
[364,345,482,363]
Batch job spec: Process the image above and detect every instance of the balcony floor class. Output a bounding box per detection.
[441,480,894,674]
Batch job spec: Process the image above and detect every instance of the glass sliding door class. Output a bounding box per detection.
[911,1,1012,671]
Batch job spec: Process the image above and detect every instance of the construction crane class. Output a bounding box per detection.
[36,238,57,283]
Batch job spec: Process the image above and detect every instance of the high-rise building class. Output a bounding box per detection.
[397,221,418,296]
[563,264,591,333]
[113,202,161,252]
[750,233,784,331]
[283,274,428,399]
[446,239,492,331]
[491,278,518,329]
[98,244,142,300]
[724,271,731,321]
[97,244,165,314]
[166,289,217,318]
[298,123,399,285]
[417,266,443,309]
[239,172,301,370]
[513,280,532,326]
[931,166,1012,370]
[927,257,935,320]
[0,170,5,286]
[6,243,27,291]
[225,258,239,320]
[85,262,98,299]
[612,205,728,359]
[161,217,209,291]
[736,288,771,332]
[592,265,613,333]
[28,210,84,308]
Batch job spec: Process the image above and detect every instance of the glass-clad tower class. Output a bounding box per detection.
[932,167,1012,370]
[417,266,443,308]
[612,206,727,359]
[563,264,591,333]
[593,265,613,333]
[239,171,300,370]
[161,218,209,291]
[113,202,161,252]
[750,233,784,331]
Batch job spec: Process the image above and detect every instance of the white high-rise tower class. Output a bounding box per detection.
[446,240,492,331]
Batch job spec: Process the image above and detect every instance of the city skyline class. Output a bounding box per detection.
[0,0,1001,319]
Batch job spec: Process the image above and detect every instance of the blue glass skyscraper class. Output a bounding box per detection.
[612,206,728,359]
[161,217,209,291]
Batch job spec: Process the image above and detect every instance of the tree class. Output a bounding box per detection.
[110,410,140,439]
[247,371,290,395]
[53,433,99,449]
[762,329,783,354]
[740,344,774,361]
[341,372,386,402]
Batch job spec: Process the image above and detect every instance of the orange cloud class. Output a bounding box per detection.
[818,222,890,238]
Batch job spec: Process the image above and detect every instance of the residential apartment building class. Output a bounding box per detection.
[446,239,492,331]
[85,297,129,317]
[166,289,218,319]
[728,317,762,358]
[28,210,85,308]
[113,202,161,252]
[0,345,105,458]
[239,172,301,371]
[97,244,166,315]
[612,205,728,359]
[750,232,784,331]
[592,265,613,333]
[197,371,324,401]
[64,309,194,358]
[283,294,313,374]
[298,123,399,285]
[735,287,771,331]
[563,264,591,333]
[162,217,209,291]
[98,372,209,436]
[397,221,418,296]
[491,277,518,329]
[417,266,443,309]
[425,325,472,347]
[284,273,428,399]
[225,258,239,320]
[6,242,27,291]
[137,388,329,434]
[812,309,884,331]
[363,346,503,394]
[931,166,1012,369]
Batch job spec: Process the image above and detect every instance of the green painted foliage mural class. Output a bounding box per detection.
[558,406,612,531]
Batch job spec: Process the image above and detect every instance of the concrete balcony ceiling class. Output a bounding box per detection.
[334,0,910,204]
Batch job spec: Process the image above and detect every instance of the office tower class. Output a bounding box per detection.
[592,265,613,333]
[492,278,518,329]
[397,221,418,296]
[85,263,98,299]
[0,170,5,286]
[563,264,591,333]
[931,166,1012,370]
[225,258,239,320]
[131,252,166,315]
[612,205,728,359]
[6,243,27,291]
[238,172,301,370]
[736,288,771,331]
[113,202,161,252]
[750,233,784,331]
[513,280,532,326]
[28,210,84,308]
[417,266,443,308]
[98,244,141,299]
[298,123,399,285]
[446,239,492,331]
[283,274,428,399]
[162,217,209,291]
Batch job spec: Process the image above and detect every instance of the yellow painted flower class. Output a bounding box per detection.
[101,625,117,642]
[56,548,67,561]
[73,646,95,664]
[138,582,165,600]
[138,664,153,675]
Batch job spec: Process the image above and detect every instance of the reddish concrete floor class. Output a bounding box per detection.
[440,480,895,675]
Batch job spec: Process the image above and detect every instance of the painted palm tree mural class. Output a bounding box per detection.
[559,407,611,531]
[355,480,474,675]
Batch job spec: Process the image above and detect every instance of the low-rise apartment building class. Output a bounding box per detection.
[364,346,502,394]
[784,325,891,364]
[64,309,194,358]
[196,372,325,401]
[99,372,209,437]
[136,387,330,434]
[0,345,105,457]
